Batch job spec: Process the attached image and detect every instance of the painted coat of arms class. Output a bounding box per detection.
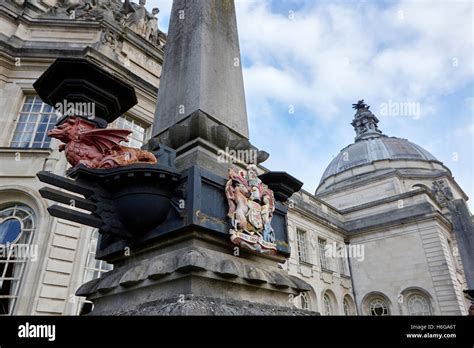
[225,165,277,255]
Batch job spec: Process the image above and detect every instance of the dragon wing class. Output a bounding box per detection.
[79,129,132,154]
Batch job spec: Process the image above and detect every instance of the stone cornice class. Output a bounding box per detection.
[321,165,469,202]
[0,3,165,63]
[344,202,453,236]
[83,47,158,97]
[339,188,442,214]
[288,189,456,239]
[289,197,346,233]
[317,166,452,197]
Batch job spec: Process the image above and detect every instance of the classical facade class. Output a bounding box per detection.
[286,101,471,315]
[0,0,164,315]
[0,0,471,316]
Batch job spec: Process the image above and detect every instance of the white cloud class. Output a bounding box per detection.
[146,0,473,206]
[235,0,473,203]
[236,0,473,119]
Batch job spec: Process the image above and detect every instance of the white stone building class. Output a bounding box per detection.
[286,103,471,315]
[0,0,471,316]
[0,0,164,315]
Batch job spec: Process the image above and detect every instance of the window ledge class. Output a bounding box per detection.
[0,147,53,155]
[341,274,351,279]
[321,268,335,274]
[299,260,312,267]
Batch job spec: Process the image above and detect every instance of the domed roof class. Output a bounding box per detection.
[318,100,440,186]
[320,136,439,183]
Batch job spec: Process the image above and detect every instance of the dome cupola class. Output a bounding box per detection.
[317,100,444,195]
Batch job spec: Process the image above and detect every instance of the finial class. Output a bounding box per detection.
[351,99,383,142]
[352,100,370,111]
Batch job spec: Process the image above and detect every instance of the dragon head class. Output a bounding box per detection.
[48,116,94,143]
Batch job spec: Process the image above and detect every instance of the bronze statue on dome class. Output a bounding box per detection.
[352,99,370,111]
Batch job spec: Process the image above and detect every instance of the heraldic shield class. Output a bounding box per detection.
[225,165,277,254]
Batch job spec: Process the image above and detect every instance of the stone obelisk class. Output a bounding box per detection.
[149,0,267,175]
[153,0,249,138]
[74,0,311,316]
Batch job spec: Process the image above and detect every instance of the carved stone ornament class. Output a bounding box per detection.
[43,0,163,47]
[225,165,277,255]
[101,29,117,49]
[431,179,454,206]
[48,116,157,169]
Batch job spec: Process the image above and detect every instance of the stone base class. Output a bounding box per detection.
[76,230,315,316]
[92,294,318,316]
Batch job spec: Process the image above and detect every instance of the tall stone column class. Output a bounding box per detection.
[149,0,268,176]
[153,0,249,139]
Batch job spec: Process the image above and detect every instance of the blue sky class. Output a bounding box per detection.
[149,0,473,208]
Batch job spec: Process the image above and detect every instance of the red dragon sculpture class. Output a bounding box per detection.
[48,116,157,169]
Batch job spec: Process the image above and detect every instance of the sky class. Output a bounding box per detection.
[148,0,473,209]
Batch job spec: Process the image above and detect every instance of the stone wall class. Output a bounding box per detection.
[287,198,356,315]
[0,0,165,315]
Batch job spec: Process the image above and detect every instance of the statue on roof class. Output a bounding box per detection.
[121,0,147,36]
[431,180,454,206]
[145,8,160,43]
[352,99,370,111]
[42,0,163,47]
[351,100,383,141]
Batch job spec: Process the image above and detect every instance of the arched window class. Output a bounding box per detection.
[407,294,432,315]
[323,293,333,315]
[369,298,389,316]
[0,204,36,315]
[343,298,350,315]
[410,184,429,191]
[343,296,355,316]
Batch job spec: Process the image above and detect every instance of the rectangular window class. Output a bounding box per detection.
[113,116,148,148]
[339,245,349,276]
[10,96,59,149]
[319,238,329,271]
[296,229,310,263]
